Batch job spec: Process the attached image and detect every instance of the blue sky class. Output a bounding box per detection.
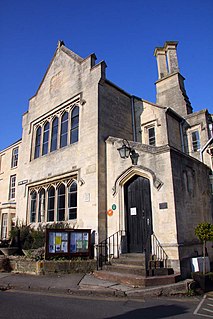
[0,0,212,151]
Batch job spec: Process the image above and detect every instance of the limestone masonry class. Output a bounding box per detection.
[0,40,212,277]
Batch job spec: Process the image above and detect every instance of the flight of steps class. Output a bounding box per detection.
[94,253,179,288]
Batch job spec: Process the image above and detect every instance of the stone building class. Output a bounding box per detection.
[0,40,212,276]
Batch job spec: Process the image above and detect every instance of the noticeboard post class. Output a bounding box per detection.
[45,228,91,259]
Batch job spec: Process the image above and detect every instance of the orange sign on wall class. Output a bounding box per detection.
[107,209,113,216]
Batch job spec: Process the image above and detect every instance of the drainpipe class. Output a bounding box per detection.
[180,120,185,153]
[131,96,137,142]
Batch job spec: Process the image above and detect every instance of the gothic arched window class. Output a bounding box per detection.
[42,122,50,155]
[60,112,68,148]
[58,184,65,221]
[51,117,58,152]
[47,187,55,222]
[68,182,77,220]
[30,191,37,223]
[70,106,79,144]
[38,188,45,222]
[34,126,41,159]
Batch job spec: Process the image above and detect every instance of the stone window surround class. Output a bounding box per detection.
[32,104,79,160]
[187,125,201,153]
[142,121,157,146]
[28,176,78,224]
[29,92,85,161]
[9,175,16,200]
[11,147,19,168]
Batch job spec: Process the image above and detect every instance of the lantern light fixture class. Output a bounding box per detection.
[117,139,139,165]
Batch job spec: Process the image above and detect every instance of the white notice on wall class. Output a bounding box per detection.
[84,193,90,202]
[130,207,137,215]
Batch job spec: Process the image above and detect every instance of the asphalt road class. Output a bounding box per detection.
[0,290,203,319]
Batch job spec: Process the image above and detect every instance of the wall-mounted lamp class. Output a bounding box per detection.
[117,139,139,165]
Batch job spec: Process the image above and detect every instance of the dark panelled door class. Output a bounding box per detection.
[124,175,152,253]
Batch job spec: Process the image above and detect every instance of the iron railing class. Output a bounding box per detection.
[95,230,168,272]
[151,233,168,268]
[95,230,125,270]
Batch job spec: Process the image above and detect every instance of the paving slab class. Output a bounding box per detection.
[1,272,212,298]
[79,274,117,288]
[0,273,85,292]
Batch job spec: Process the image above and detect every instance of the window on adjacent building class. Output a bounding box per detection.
[192,131,200,152]
[68,182,77,220]
[57,184,65,221]
[30,191,37,223]
[11,147,19,168]
[60,112,68,148]
[50,117,58,152]
[9,175,16,200]
[42,122,50,155]
[34,126,42,159]
[2,214,8,240]
[47,187,55,222]
[70,106,79,144]
[148,127,156,146]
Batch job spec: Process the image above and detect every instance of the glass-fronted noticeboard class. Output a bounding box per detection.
[45,228,91,258]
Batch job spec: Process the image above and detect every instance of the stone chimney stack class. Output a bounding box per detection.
[154,41,192,117]
[165,41,179,74]
[154,47,168,79]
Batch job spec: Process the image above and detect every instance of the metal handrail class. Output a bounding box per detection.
[95,230,125,270]
[151,233,168,268]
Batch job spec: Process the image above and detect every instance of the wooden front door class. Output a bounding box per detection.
[124,175,152,253]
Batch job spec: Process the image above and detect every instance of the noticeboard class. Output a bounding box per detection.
[45,228,91,258]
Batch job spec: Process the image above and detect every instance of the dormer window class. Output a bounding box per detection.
[192,131,200,152]
[148,127,156,146]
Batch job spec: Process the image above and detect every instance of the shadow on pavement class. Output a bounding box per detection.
[104,304,188,319]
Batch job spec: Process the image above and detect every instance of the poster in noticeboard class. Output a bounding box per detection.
[70,232,89,253]
[48,231,68,253]
[46,229,91,258]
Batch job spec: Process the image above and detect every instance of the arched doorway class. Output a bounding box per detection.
[124,175,153,253]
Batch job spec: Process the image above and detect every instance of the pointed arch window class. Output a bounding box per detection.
[60,112,68,148]
[30,191,37,223]
[38,188,45,222]
[51,117,58,152]
[68,182,77,220]
[34,127,41,159]
[70,106,79,144]
[47,187,55,222]
[58,184,65,221]
[42,122,50,155]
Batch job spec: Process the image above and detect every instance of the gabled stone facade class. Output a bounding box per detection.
[0,41,212,277]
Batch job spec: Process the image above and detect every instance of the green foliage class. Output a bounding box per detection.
[10,225,45,250]
[46,222,73,229]
[195,222,213,243]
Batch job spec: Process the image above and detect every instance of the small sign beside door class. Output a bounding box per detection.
[130,207,137,215]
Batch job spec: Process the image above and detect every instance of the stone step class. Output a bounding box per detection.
[112,255,146,267]
[105,263,147,276]
[119,253,146,260]
[93,270,180,288]
[147,268,174,276]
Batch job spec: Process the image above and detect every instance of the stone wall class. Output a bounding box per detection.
[0,256,96,275]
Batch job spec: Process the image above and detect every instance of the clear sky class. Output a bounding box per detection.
[0,0,212,151]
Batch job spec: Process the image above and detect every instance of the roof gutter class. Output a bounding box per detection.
[131,96,137,142]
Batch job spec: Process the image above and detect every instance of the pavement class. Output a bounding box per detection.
[0,272,196,298]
